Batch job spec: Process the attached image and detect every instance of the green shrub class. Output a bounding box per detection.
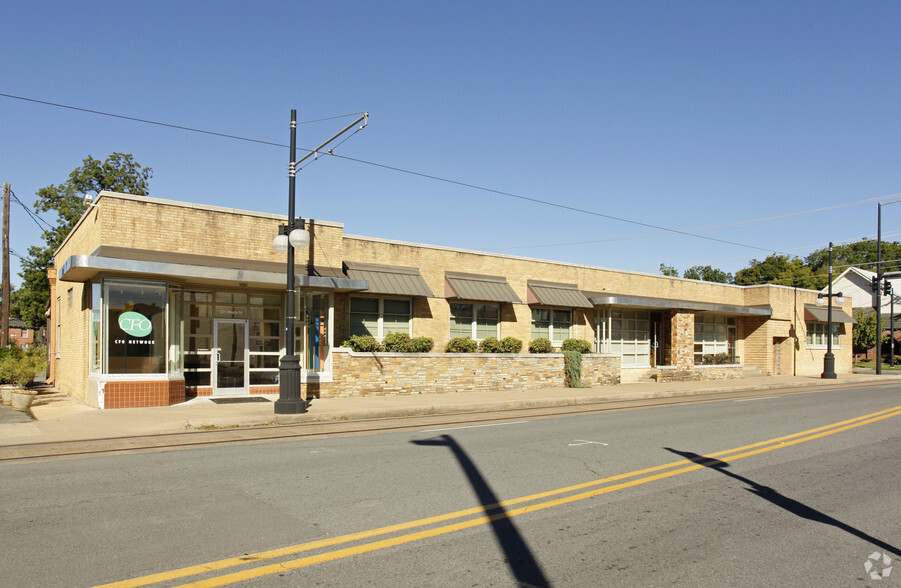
[0,346,47,388]
[499,336,523,353]
[479,337,502,353]
[561,338,592,354]
[382,332,413,352]
[410,337,435,353]
[445,337,478,353]
[563,350,589,388]
[529,338,553,353]
[342,335,383,352]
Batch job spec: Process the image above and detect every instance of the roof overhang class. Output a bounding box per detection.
[527,280,592,308]
[58,247,367,292]
[804,304,856,324]
[587,293,772,316]
[445,272,521,303]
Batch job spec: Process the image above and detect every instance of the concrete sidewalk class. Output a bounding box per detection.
[0,373,895,445]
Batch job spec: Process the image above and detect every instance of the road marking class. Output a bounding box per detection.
[733,396,778,402]
[96,404,901,588]
[568,440,609,446]
[418,421,530,433]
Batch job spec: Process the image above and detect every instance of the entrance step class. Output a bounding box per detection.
[742,365,764,377]
[620,368,659,383]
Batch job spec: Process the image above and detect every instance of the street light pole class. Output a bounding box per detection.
[275,109,306,414]
[820,242,840,379]
[273,109,369,415]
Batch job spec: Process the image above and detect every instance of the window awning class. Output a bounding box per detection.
[527,280,592,308]
[343,261,433,297]
[586,292,772,316]
[57,246,368,292]
[804,304,856,324]
[445,272,521,303]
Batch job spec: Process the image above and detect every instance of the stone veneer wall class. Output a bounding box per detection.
[658,365,742,383]
[325,349,621,397]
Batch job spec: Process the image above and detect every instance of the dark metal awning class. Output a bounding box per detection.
[445,272,521,303]
[57,246,367,292]
[586,292,772,316]
[804,304,856,324]
[343,261,433,297]
[527,280,592,308]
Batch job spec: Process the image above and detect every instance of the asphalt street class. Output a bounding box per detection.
[2,383,899,587]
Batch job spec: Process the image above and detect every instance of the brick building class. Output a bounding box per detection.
[8,318,35,349]
[48,191,854,408]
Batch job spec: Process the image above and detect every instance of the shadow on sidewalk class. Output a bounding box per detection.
[663,447,901,557]
[412,434,550,588]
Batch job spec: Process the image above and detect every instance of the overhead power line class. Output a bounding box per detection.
[9,189,53,232]
[0,91,880,257]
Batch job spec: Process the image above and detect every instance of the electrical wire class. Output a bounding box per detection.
[1,91,887,259]
[10,189,53,232]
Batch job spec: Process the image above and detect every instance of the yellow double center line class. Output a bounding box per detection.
[98,404,901,588]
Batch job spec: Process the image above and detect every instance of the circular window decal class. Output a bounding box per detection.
[118,311,152,337]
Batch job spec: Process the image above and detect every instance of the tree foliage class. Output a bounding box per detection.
[683,265,734,283]
[733,254,820,289]
[852,309,877,355]
[13,154,152,328]
[659,263,678,277]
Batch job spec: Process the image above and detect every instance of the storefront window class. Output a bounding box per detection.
[105,279,167,374]
[296,291,330,373]
[168,286,184,374]
[90,282,101,372]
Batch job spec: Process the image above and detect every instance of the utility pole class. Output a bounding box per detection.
[2,182,10,348]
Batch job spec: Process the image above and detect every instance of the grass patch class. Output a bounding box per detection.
[854,360,901,371]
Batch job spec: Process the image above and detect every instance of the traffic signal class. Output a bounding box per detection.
[884,279,893,296]
[873,276,880,292]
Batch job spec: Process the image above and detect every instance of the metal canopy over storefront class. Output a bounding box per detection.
[527,280,593,308]
[444,271,521,303]
[586,293,772,316]
[58,246,367,291]
[343,261,433,297]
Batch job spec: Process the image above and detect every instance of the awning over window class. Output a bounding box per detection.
[58,246,368,292]
[527,280,592,308]
[586,292,772,316]
[804,304,856,324]
[445,272,521,303]
[343,261,433,297]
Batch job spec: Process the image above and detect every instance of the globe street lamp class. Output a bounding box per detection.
[274,109,368,415]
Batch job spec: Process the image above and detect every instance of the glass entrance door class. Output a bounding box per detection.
[213,319,248,396]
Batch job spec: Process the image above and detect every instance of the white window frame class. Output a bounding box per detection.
[806,322,840,349]
[349,296,412,341]
[449,302,500,341]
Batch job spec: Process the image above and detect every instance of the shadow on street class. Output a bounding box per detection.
[412,434,550,588]
[663,447,900,557]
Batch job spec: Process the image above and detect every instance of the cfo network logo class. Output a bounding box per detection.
[865,552,893,581]
[118,311,152,337]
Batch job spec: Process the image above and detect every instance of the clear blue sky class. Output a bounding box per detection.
[4,1,901,288]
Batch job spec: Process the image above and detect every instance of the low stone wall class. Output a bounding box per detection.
[695,365,743,380]
[326,349,621,397]
[657,365,743,383]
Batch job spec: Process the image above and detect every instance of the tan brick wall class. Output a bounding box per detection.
[48,192,854,405]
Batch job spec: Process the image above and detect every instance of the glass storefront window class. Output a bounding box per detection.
[90,282,101,372]
[105,279,167,374]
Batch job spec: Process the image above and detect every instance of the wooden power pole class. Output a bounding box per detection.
[2,182,10,347]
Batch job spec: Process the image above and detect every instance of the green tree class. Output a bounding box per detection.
[659,263,678,277]
[683,265,734,283]
[852,309,877,355]
[733,254,818,289]
[13,153,152,328]
[805,239,901,277]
